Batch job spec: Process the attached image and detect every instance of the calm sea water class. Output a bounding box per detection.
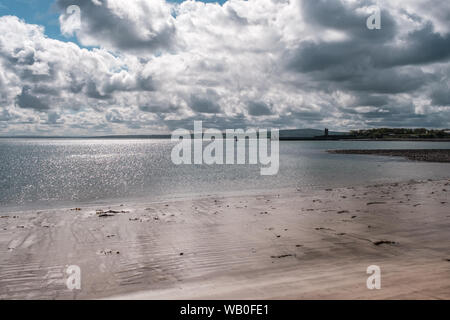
[1,139,449,212]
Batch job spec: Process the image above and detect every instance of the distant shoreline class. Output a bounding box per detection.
[1,136,450,142]
[328,149,450,162]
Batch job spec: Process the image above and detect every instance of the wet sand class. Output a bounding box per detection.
[0,179,449,300]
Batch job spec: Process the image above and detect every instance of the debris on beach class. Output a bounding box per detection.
[98,249,120,255]
[315,227,334,231]
[373,240,397,246]
[98,213,115,218]
[97,209,129,217]
[271,254,295,259]
[70,208,82,211]
[367,202,387,205]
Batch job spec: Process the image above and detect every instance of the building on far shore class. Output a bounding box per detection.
[324,128,329,137]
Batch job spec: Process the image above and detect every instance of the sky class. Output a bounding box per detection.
[0,0,449,136]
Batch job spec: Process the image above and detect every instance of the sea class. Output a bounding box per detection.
[1,138,449,212]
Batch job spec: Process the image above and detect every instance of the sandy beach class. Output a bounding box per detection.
[0,178,449,300]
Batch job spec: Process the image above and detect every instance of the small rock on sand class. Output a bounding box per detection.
[98,249,120,255]
[373,240,397,246]
[271,254,294,259]
[98,213,115,218]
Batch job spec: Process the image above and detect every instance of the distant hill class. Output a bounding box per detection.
[279,129,349,138]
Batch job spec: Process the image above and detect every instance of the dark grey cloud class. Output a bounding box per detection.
[341,67,429,94]
[136,75,156,92]
[286,40,365,73]
[86,82,111,100]
[373,23,450,67]
[15,87,49,111]
[9,47,35,65]
[288,110,325,122]
[431,84,450,106]
[33,85,60,96]
[139,104,179,114]
[354,94,391,108]
[47,111,63,125]
[189,90,222,114]
[365,111,450,128]
[301,0,397,41]
[247,101,273,116]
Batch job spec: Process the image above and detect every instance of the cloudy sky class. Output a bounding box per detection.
[0,0,449,135]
